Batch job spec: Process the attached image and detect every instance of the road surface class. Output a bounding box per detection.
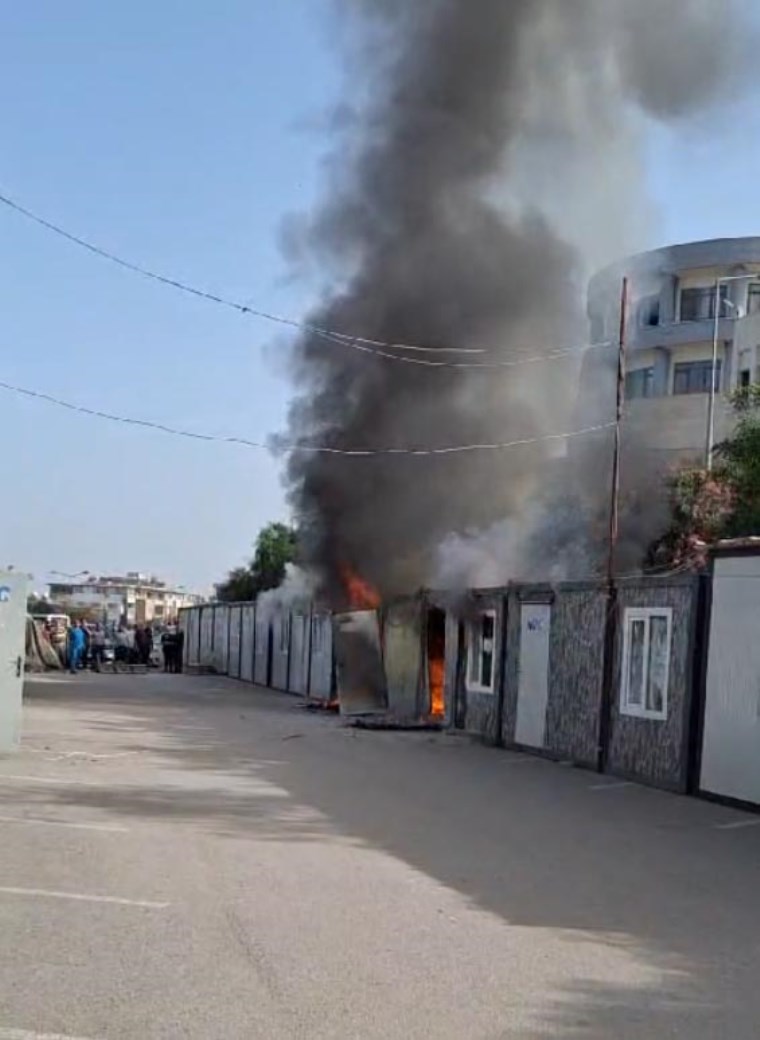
[1,672,760,1038]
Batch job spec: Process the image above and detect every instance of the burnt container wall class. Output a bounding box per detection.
[607,578,700,792]
[545,587,607,767]
[383,599,424,720]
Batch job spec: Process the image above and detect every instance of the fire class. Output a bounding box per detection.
[341,565,381,610]
[429,656,445,719]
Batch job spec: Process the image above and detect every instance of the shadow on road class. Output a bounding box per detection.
[19,674,757,1038]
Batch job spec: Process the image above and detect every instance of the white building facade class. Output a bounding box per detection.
[48,573,203,625]
[588,237,760,464]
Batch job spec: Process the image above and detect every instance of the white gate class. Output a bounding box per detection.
[701,553,760,804]
[515,603,552,750]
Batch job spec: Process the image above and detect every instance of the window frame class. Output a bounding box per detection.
[619,607,672,722]
[465,610,497,695]
[626,366,655,400]
[678,284,728,323]
[673,359,722,396]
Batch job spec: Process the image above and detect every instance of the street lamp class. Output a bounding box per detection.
[706,273,758,471]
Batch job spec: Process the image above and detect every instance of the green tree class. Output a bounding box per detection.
[649,385,760,570]
[216,523,298,602]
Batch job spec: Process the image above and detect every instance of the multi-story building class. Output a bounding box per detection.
[588,237,760,464]
[47,572,203,626]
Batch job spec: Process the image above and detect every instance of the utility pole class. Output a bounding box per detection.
[606,277,629,584]
[598,277,628,773]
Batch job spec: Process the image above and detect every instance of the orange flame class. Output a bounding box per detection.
[341,565,381,610]
[429,656,445,719]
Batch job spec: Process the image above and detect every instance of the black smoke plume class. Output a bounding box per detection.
[282,0,750,602]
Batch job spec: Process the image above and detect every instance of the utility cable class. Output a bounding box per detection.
[0,377,615,457]
[0,191,611,368]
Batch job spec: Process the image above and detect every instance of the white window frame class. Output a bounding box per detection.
[620,607,672,721]
[466,610,497,695]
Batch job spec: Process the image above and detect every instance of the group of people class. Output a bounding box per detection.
[65,620,184,674]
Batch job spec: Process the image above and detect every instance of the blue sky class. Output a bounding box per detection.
[2,2,759,594]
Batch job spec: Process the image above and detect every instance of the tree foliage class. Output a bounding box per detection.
[649,386,760,570]
[216,523,298,602]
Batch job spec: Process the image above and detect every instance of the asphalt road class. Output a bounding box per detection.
[1,673,760,1039]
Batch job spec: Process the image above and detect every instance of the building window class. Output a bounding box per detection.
[626,367,654,400]
[748,283,760,315]
[620,608,672,721]
[466,611,496,694]
[638,295,660,328]
[673,360,721,396]
[679,285,728,322]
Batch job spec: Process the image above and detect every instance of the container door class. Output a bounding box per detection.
[515,603,551,750]
[0,573,28,752]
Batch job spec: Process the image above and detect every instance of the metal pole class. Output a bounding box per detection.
[598,277,628,774]
[706,278,722,472]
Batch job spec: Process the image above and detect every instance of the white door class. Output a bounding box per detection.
[0,573,28,752]
[515,603,551,750]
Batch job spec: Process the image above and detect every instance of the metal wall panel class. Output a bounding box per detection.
[254,607,271,686]
[543,587,606,767]
[199,607,215,668]
[270,611,290,691]
[701,555,760,803]
[213,605,230,675]
[240,604,256,684]
[608,579,699,791]
[451,592,505,743]
[384,601,423,719]
[334,610,387,716]
[227,606,243,680]
[288,612,311,695]
[309,614,333,700]
[181,608,201,669]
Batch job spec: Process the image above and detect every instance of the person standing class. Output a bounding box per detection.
[161,627,177,673]
[91,624,106,672]
[67,621,86,675]
[144,626,154,667]
[174,625,184,674]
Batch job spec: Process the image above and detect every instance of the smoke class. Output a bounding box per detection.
[257,564,317,611]
[282,0,751,601]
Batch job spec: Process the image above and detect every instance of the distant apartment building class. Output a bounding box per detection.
[47,573,203,625]
[588,237,760,464]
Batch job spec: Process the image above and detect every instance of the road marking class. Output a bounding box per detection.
[0,887,169,909]
[0,774,105,788]
[589,781,635,791]
[0,1029,101,1040]
[0,815,128,834]
[716,818,760,831]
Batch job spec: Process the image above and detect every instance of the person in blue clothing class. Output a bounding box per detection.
[68,621,86,675]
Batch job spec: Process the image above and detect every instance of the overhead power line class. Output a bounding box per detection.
[0,190,610,369]
[0,378,615,457]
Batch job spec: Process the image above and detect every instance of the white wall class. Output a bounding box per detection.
[701,552,760,804]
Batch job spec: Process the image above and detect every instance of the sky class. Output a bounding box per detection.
[2,2,760,595]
